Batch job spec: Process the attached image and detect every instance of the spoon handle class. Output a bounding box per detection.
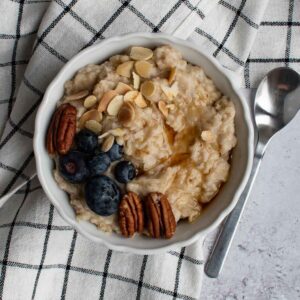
[204,152,262,278]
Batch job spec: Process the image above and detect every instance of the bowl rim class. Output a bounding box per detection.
[33,32,254,254]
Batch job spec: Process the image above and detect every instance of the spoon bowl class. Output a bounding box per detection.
[205,66,300,278]
[255,67,300,147]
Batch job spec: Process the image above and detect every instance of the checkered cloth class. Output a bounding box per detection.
[0,0,299,299]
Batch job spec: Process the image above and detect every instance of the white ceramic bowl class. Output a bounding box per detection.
[34,33,254,254]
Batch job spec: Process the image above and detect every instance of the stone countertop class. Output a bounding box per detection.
[200,89,300,300]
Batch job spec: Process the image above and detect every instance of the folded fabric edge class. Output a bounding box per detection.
[172,0,219,40]
[189,0,271,76]
[0,173,37,209]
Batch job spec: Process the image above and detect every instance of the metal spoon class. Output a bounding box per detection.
[205,67,300,278]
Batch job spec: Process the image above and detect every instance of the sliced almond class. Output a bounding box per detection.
[118,102,135,127]
[116,61,134,78]
[132,71,140,89]
[158,101,169,118]
[130,46,153,61]
[140,80,155,99]
[110,128,126,136]
[166,104,176,111]
[64,90,89,102]
[85,120,102,134]
[101,135,115,152]
[98,132,110,139]
[98,128,126,139]
[84,95,97,109]
[168,67,176,84]
[135,61,153,78]
[134,93,148,108]
[161,84,172,100]
[116,136,124,145]
[124,90,139,102]
[98,90,118,112]
[114,82,133,95]
[107,95,124,116]
[161,81,178,100]
[79,109,102,129]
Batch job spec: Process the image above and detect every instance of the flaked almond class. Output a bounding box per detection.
[101,135,115,152]
[63,90,89,103]
[98,90,118,112]
[135,61,153,78]
[110,127,126,136]
[166,104,176,111]
[130,46,153,61]
[118,102,135,127]
[84,95,97,109]
[98,132,110,139]
[116,61,134,78]
[98,128,126,139]
[116,136,124,145]
[140,80,155,99]
[64,90,89,102]
[161,81,178,100]
[85,120,102,134]
[107,95,124,116]
[114,82,133,95]
[79,109,102,129]
[132,72,140,89]
[124,90,139,102]
[158,101,168,118]
[134,93,147,108]
[168,67,176,84]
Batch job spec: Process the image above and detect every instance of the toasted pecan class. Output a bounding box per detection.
[46,103,76,155]
[145,192,176,239]
[119,192,144,237]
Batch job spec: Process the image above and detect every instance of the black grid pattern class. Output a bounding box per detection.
[213,0,247,58]
[189,0,266,72]
[31,204,54,299]
[0,181,31,296]
[7,0,24,117]
[0,1,208,298]
[0,180,204,299]
[243,0,299,87]
[136,255,149,299]
[0,0,299,298]
[0,257,201,300]
[0,177,204,299]
[189,0,300,88]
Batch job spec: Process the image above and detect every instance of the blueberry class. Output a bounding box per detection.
[87,152,111,177]
[114,161,136,183]
[59,151,89,183]
[107,143,123,161]
[85,175,121,216]
[75,129,98,153]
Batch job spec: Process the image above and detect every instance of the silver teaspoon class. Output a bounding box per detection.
[205,67,300,278]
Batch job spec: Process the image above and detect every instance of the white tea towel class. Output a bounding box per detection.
[0,0,299,299]
[190,0,270,72]
[244,0,300,87]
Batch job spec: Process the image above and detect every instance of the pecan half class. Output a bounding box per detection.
[46,103,77,155]
[145,192,176,239]
[119,192,144,237]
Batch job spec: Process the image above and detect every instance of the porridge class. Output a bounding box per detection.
[46,45,237,238]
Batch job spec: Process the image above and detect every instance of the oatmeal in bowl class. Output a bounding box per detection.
[45,45,237,239]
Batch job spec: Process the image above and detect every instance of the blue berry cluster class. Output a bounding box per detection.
[58,129,136,216]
